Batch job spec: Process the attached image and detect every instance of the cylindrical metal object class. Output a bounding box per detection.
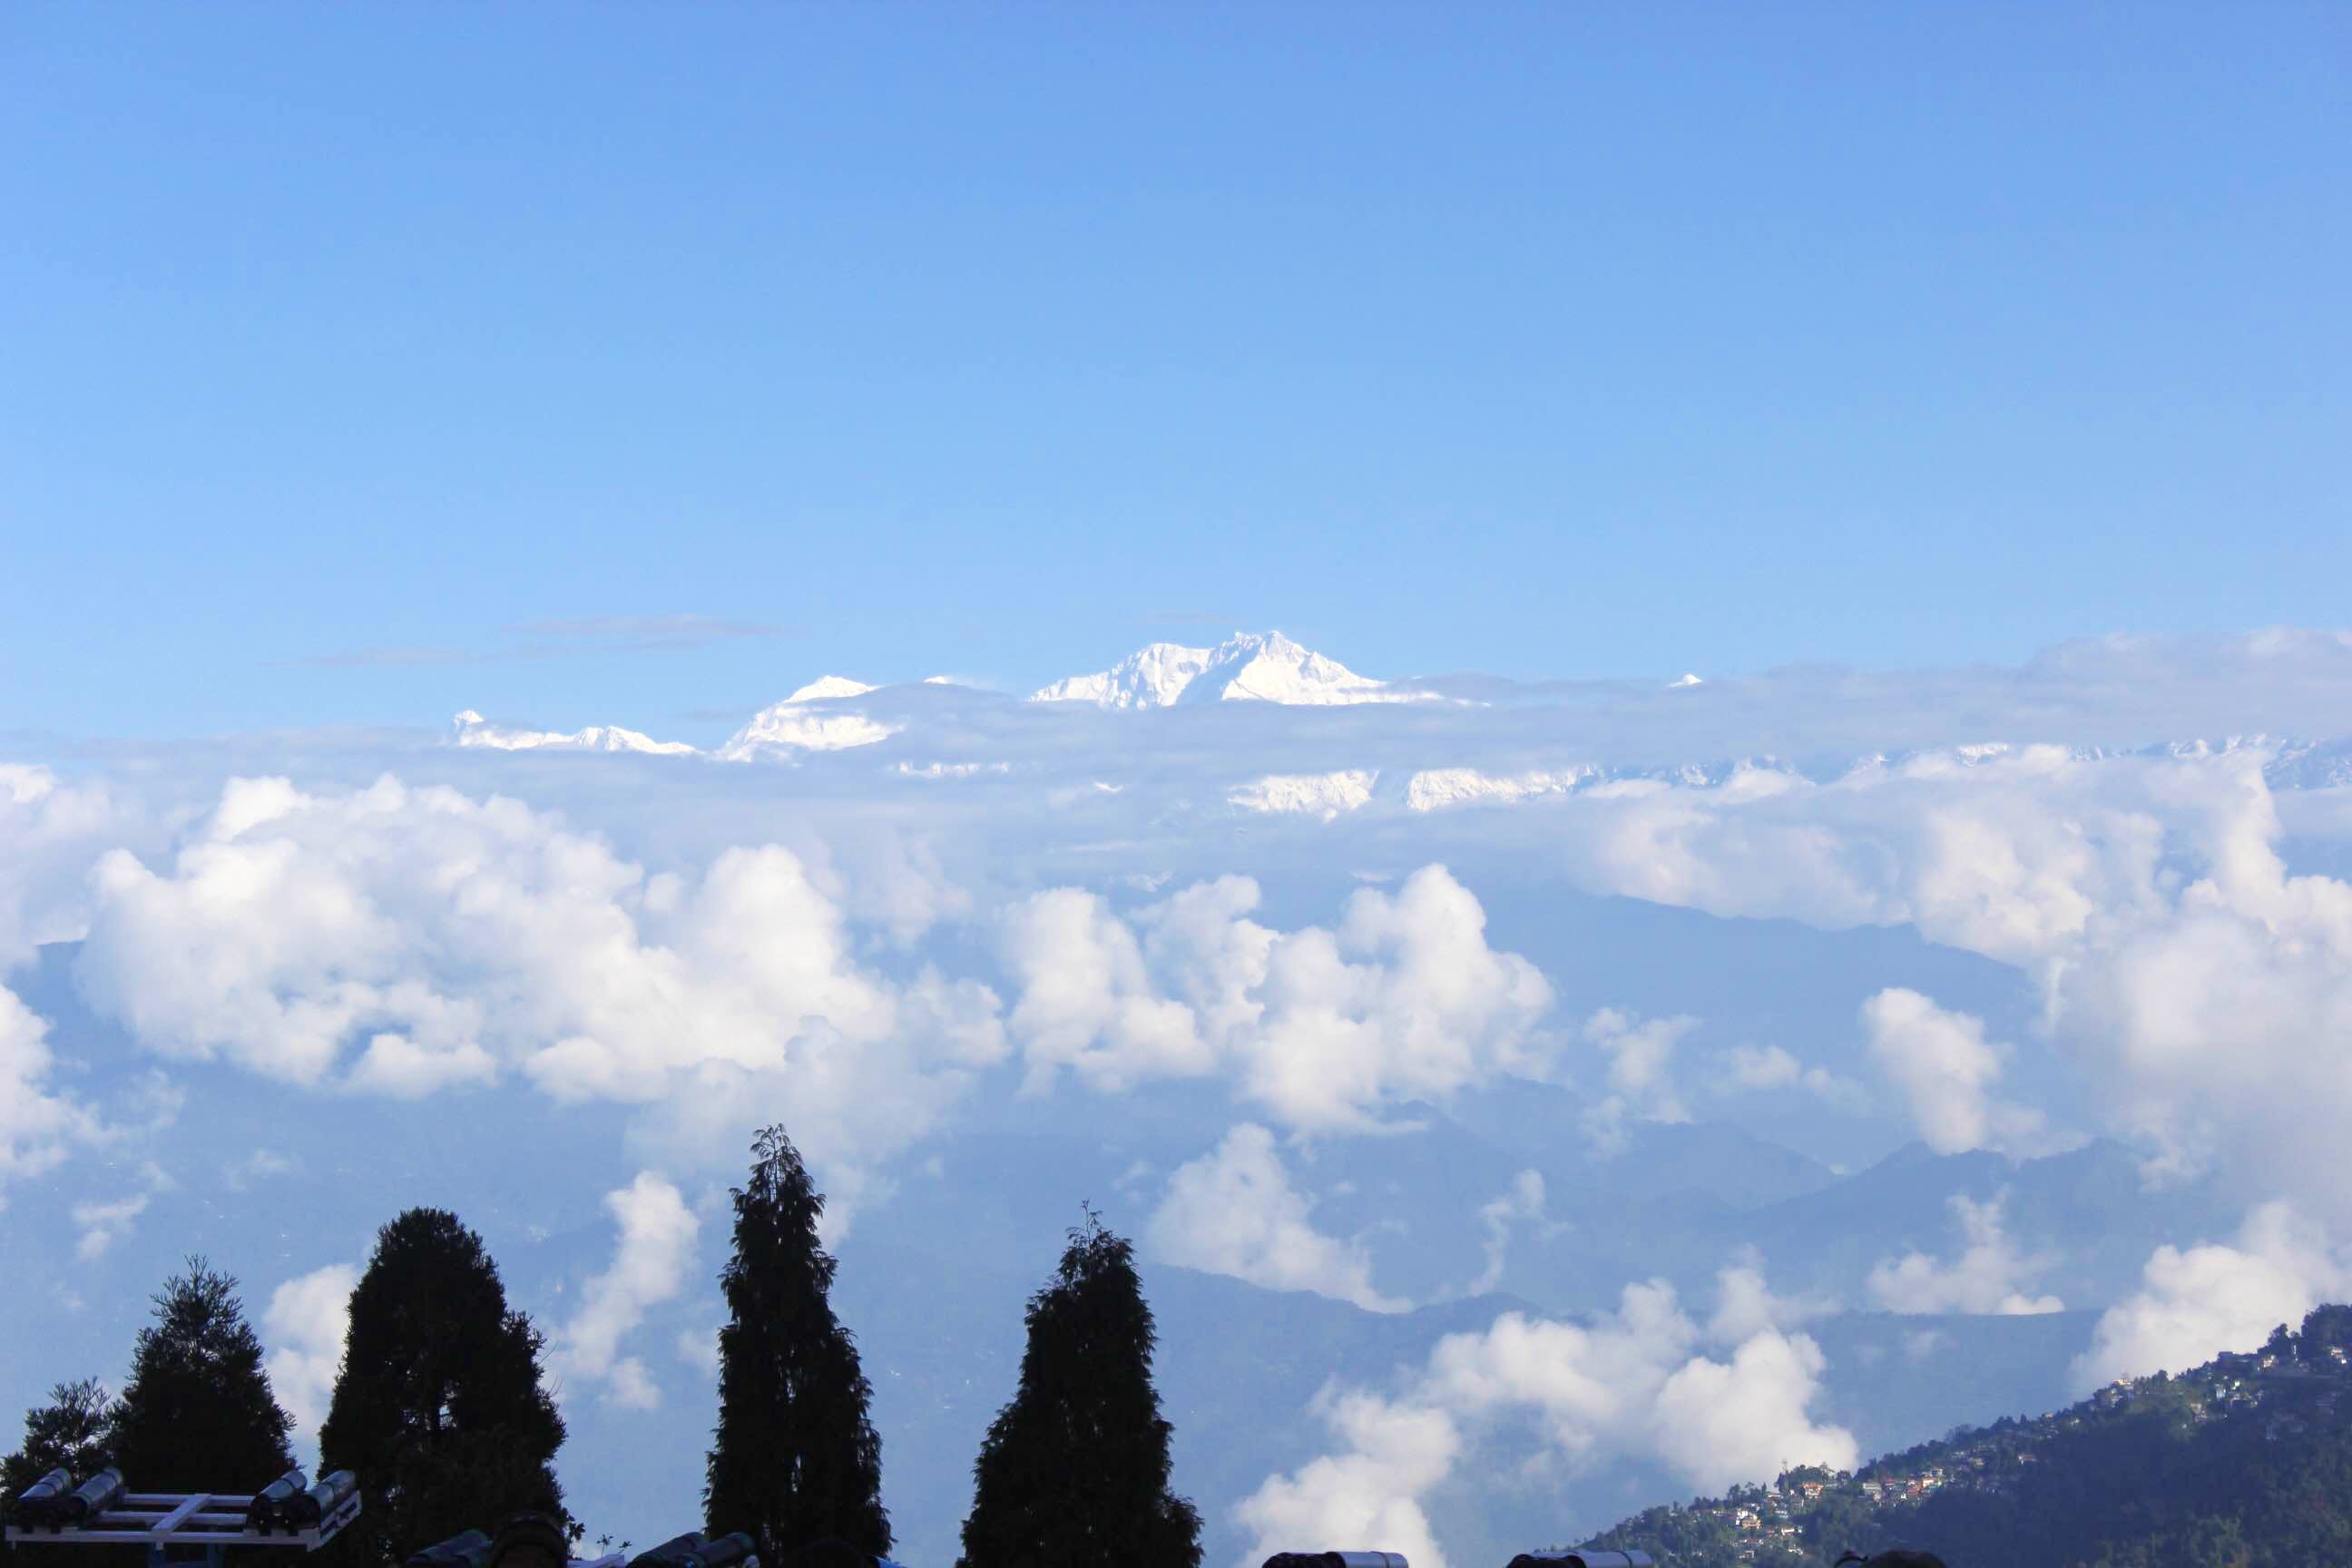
[246,1468,309,1530]
[406,1528,495,1568]
[627,1532,708,1568]
[286,1469,358,1525]
[487,1510,569,1568]
[62,1467,124,1524]
[681,1530,758,1568]
[12,1468,74,1527]
[1261,1553,1410,1568]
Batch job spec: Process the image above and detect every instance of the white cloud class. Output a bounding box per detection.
[552,1171,701,1409]
[1232,1387,1459,1568]
[675,1327,720,1375]
[1713,1044,1869,1112]
[264,1263,358,1456]
[1860,989,2051,1157]
[0,986,102,1204]
[2071,1202,2352,1391]
[1530,746,2352,1220]
[1235,1267,1857,1568]
[0,764,140,967]
[1467,1170,1546,1298]
[73,776,1006,1203]
[1149,1124,1406,1313]
[1004,866,1554,1132]
[1867,1193,2063,1316]
[70,1192,151,1260]
[1579,1007,1697,1153]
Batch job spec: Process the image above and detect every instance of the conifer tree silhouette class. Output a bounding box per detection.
[701,1128,884,1561]
[319,1209,567,1563]
[112,1259,295,1491]
[2,1377,116,1568]
[958,1208,1201,1568]
[704,1126,889,1561]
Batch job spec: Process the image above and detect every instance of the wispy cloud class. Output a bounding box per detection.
[509,614,800,649]
[296,614,801,671]
[296,645,485,669]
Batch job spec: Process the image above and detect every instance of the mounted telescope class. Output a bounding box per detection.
[6,1464,363,1568]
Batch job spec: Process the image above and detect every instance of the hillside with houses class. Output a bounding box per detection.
[1583,1306,2352,1568]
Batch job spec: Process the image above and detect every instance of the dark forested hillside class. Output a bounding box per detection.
[1585,1305,2352,1568]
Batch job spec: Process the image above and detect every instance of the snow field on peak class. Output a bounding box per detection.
[451,711,697,756]
[1227,769,1379,820]
[1032,631,1431,708]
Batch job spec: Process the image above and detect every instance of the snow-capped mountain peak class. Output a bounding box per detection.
[717,677,898,759]
[1029,642,1216,708]
[451,710,696,756]
[1031,631,1426,708]
[785,675,877,703]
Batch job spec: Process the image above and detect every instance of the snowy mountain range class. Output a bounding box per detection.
[452,631,1426,757]
[451,710,695,756]
[446,635,2352,809]
[1029,630,1427,708]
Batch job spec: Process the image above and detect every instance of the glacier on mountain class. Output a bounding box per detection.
[1406,766,1598,812]
[1032,631,1428,708]
[718,675,897,759]
[451,710,696,755]
[1228,769,1378,819]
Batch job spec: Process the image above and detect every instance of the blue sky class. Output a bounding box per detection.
[4,3,2347,739]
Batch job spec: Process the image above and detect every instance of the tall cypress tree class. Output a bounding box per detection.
[318,1209,567,1564]
[704,1125,888,1560]
[958,1210,1201,1568]
[2,1378,115,1568]
[111,1259,296,1492]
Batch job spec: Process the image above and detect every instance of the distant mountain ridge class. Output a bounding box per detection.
[443,634,2352,806]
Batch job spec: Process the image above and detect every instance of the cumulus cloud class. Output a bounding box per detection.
[264,1263,358,1454]
[70,1192,151,1261]
[1867,1194,2063,1316]
[552,1172,701,1409]
[1580,1007,1697,1152]
[1149,1124,1406,1313]
[1534,746,2352,1219]
[0,987,102,1203]
[1467,1170,1547,1298]
[0,764,138,967]
[1713,1044,1869,1112]
[1004,866,1554,1132]
[72,776,1006,1203]
[1232,1388,1459,1568]
[1235,1267,1857,1568]
[68,1161,175,1261]
[1860,989,2052,1157]
[2071,1202,2352,1391]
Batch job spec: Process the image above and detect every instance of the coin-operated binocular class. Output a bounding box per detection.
[49,1468,126,1527]
[1261,1553,1410,1567]
[780,1540,903,1568]
[10,1470,77,1530]
[1504,1553,1654,1567]
[407,1530,495,1568]
[629,1532,760,1568]
[281,1471,359,1529]
[246,1469,310,1532]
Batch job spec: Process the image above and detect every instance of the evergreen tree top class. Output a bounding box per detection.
[322,1208,568,1565]
[705,1124,890,1560]
[958,1209,1200,1568]
[722,1126,839,1296]
[113,1258,294,1492]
